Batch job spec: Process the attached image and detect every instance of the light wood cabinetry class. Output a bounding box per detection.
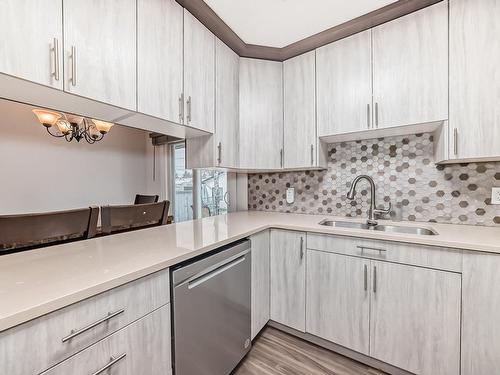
[63,0,136,110]
[269,230,306,331]
[449,0,500,161]
[372,1,448,129]
[239,58,283,170]
[316,30,372,136]
[137,0,183,123]
[369,260,461,375]
[0,0,63,89]
[41,305,171,375]
[283,51,318,169]
[251,230,270,339]
[183,9,215,133]
[306,250,370,355]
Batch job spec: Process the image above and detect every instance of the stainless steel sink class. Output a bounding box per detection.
[318,220,438,235]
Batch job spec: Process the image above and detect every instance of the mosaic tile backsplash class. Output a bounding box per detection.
[248,133,500,226]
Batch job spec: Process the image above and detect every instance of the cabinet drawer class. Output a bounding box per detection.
[42,304,172,375]
[0,269,170,375]
[307,233,462,272]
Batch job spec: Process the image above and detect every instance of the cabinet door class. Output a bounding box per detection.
[251,230,270,339]
[184,10,215,133]
[137,0,183,123]
[316,30,372,136]
[64,0,136,110]
[215,39,239,168]
[370,261,461,375]
[0,0,63,89]
[449,0,500,160]
[372,1,448,129]
[239,58,283,170]
[270,230,305,331]
[306,250,370,355]
[283,51,316,168]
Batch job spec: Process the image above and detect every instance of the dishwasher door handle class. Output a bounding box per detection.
[188,252,248,289]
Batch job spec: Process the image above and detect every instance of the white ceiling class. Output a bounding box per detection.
[204,0,397,48]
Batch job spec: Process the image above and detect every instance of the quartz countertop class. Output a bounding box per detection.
[1,211,500,332]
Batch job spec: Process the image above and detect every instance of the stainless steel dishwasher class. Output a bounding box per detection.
[172,240,251,375]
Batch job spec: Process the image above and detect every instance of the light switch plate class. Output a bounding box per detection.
[492,187,500,205]
[286,187,295,204]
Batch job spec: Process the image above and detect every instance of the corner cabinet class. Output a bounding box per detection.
[372,1,448,128]
[63,0,137,110]
[239,58,283,170]
[269,230,306,332]
[0,0,63,89]
[449,0,500,161]
[137,0,183,123]
[183,10,215,133]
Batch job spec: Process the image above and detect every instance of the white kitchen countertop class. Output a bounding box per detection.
[1,210,500,332]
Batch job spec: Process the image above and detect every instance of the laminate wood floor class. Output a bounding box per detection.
[233,327,386,375]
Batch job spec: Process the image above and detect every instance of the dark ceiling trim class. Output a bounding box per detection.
[176,0,443,62]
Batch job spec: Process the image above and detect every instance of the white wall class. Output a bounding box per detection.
[0,100,165,214]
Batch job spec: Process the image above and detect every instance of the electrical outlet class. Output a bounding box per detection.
[492,187,500,205]
[286,187,295,204]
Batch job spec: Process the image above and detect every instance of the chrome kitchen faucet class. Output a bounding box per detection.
[347,175,392,226]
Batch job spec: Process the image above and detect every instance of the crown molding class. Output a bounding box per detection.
[176,0,443,61]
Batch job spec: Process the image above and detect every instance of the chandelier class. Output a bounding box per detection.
[32,109,114,144]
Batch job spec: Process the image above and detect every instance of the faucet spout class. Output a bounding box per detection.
[346,175,391,226]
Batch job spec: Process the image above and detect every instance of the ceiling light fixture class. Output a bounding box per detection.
[32,109,114,144]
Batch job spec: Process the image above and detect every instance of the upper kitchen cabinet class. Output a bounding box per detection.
[0,0,63,89]
[316,30,372,136]
[449,0,500,161]
[183,10,215,133]
[137,0,183,123]
[372,1,448,129]
[239,58,283,170]
[63,0,137,110]
[283,51,321,169]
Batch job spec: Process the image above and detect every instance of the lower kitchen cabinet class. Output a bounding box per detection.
[369,261,461,375]
[41,304,171,375]
[270,230,306,331]
[251,230,270,339]
[306,250,370,355]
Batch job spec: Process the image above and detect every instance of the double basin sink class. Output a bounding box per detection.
[318,219,438,236]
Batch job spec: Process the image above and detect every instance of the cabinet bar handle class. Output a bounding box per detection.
[364,264,368,291]
[217,142,222,165]
[300,237,304,259]
[373,266,377,293]
[453,128,458,156]
[178,93,184,123]
[310,144,314,166]
[280,148,283,168]
[186,96,192,123]
[357,245,386,253]
[51,38,60,81]
[375,102,379,128]
[61,308,125,342]
[91,353,126,375]
[70,45,77,86]
[367,103,371,129]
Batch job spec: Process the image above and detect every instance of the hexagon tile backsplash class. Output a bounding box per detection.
[248,133,500,226]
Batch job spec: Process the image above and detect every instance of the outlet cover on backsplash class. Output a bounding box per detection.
[248,133,500,226]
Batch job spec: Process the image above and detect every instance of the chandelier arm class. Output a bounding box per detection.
[46,126,66,138]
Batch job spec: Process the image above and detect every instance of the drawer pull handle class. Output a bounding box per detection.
[357,245,387,253]
[91,353,126,375]
[62,308,125,343]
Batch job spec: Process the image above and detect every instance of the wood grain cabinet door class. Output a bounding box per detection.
[449,0,500,160]
[316,30,372,137]
[184,9,215,133]
[369,261,461,375]
[283,51,317,168]
[63,0,137,110]
[270,230,306,331]
[306,250,370,355]
[251,230,270,339]
[372,1,448,129]
[137,0,183,123]
[0,0,63,89]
